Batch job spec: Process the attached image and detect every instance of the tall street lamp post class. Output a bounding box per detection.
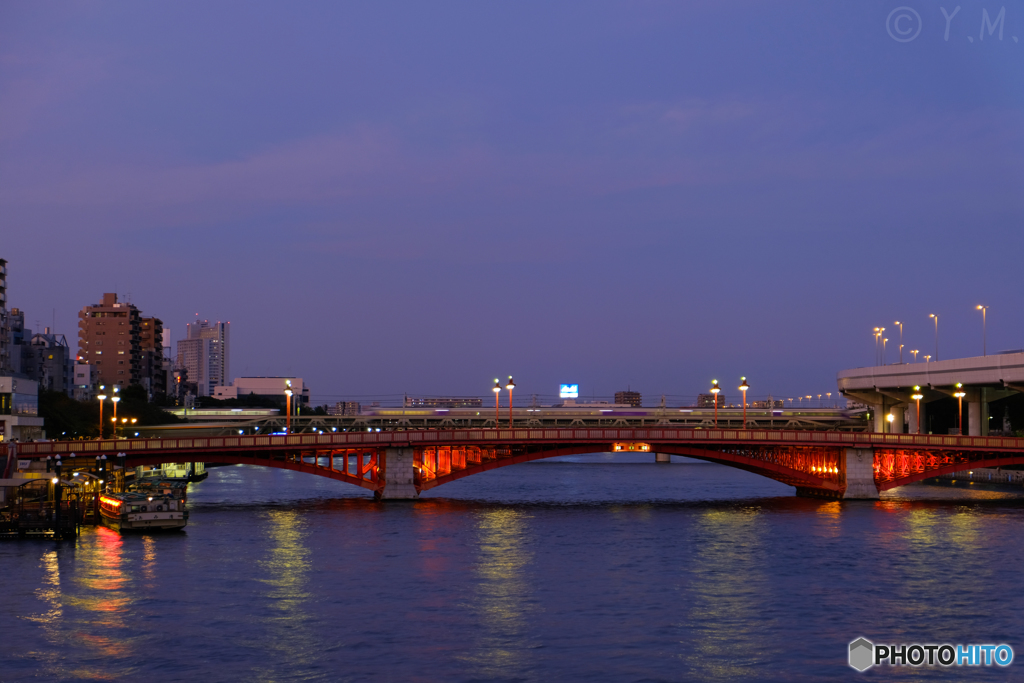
[954,383,966,435]
[929,314,939,360]
[976,305,989,356]
[492,379,501,428]
[911,349,919,362]
[97,391,107,440]
[505,377,516,429]
[739,377,749,427]
[894,321,904,363]
[111,395,120,436]
[886,413,894,433]
[911,386,924,434]
[285,380,293,434]
[710,380,721,428]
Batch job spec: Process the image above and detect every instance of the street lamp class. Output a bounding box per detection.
[284,386,293,435]
[96,392,107,439]
[738,377,749,427]
[976,305,989,356]
[886,413,894,433]
[894,321,904,363]
[924,355,931,363]
[953,383,966,435]
[882,338,888,365]
[492,379,501,428]
[111,394,120,435]
[505,376,516,428]
[929,314,939,361]
[910,349,919,362]
[710,380,721,428]
[911,386,924,434]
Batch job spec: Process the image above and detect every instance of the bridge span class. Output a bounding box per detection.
[6,428,1024,500]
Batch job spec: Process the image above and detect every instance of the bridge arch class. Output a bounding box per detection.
[414,443,844,495]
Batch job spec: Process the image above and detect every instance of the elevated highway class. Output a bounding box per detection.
[839,350,1024,435]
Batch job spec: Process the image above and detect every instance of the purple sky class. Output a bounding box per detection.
[2,1,1022,405]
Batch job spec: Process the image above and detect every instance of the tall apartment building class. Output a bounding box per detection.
[177,320,230,397]
[77,293,142,389]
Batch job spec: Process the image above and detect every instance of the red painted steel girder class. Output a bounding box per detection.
[9,428,1024,460]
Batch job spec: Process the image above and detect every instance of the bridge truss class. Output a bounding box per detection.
[6,429,1024,498]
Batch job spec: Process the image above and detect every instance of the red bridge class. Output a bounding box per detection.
[6,428,1024,499]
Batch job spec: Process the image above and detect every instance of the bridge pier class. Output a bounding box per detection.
[379,447,419,500]
[655,452,670,463]
[842,448,879,499]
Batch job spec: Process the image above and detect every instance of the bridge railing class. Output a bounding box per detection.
[10,428,1024,457]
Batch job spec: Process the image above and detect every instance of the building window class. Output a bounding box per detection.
[117,370,124,375]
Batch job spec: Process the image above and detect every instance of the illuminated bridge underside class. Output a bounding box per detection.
[8,429,1024,497]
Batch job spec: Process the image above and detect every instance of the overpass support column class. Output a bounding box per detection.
[908,402,927,434]
[380,447,419,499]
[889,406,905,434]
[968,389,989,436]
[655,452,670,463]
[872,405,886,433]
[842,448,879,499]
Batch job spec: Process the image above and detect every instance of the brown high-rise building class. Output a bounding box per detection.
[77,293,142,389]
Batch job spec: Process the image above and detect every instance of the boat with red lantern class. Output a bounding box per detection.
[99,480,188,531]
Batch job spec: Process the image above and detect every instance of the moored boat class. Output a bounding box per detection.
[99,482,188,531]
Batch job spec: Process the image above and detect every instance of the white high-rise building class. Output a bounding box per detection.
[177,320,230,397]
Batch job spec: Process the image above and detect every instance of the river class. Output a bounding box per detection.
[2,454,1022,681]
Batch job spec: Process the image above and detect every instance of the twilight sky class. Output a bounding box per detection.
[2,1,1022,406]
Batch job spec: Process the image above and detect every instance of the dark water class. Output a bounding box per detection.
[3,455,1023,682]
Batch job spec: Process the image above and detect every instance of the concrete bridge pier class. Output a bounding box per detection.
[968,391,990,436]
[379,447,419,499]
[655,452,670,463]
[842,448,879,499]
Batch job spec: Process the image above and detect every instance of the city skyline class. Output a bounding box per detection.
[2,2,1021,403]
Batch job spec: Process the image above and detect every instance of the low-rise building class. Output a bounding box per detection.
[328,401,361,416]
[697,393,724,408]
[614,391,642,407]
[0,376,45,441]
[213,377,310,407]
[403,396,482,408]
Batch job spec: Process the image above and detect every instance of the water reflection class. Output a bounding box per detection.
[28,549,62,628]
[254,509,314,680]
[684,508,768,680]
[461,508,537,678]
